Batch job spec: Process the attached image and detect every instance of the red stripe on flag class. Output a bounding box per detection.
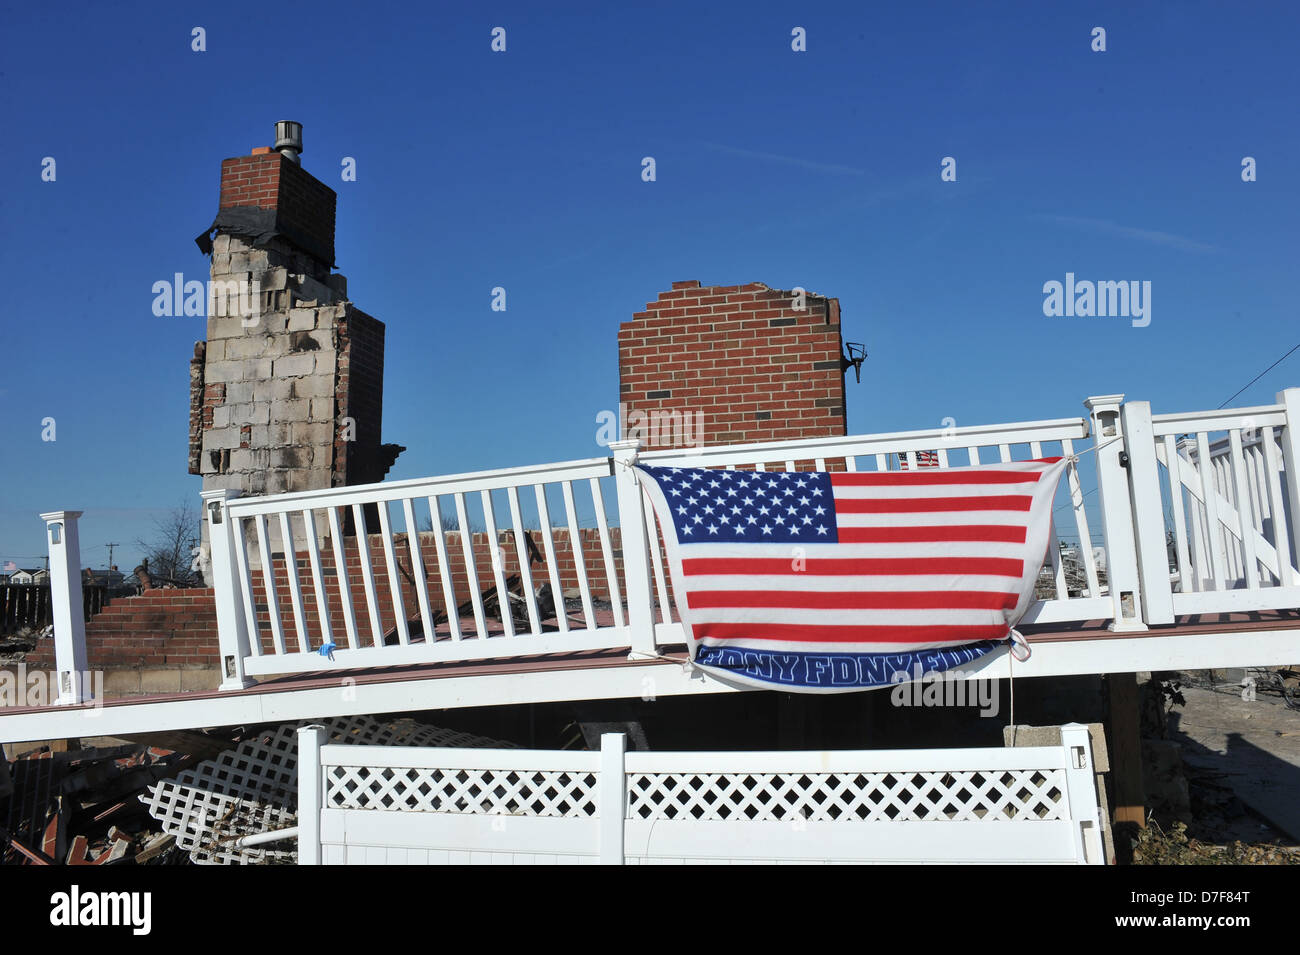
[831,470,1044,486]
[695,623,1011,644]
[688,590,1020,610]
[834,495,1032,513]
[682,556,1024,577]
[837,525,1027,543]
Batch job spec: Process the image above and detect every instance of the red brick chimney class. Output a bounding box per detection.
[211,147,336,270]
[618,281,849,450]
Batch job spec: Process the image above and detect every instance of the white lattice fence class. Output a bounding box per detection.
[300,725,1104,865]
[141,715,513,865]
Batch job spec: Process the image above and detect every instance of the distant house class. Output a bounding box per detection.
[9,568,47,585]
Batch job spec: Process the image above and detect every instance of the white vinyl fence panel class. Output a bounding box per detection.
[298,725,1105,865]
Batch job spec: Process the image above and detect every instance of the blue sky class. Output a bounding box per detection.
[1,1,1297,570]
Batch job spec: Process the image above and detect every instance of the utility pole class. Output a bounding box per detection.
[106,542,120,571]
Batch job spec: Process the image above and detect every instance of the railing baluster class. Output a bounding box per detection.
[301,508,333,651]
[455,492,488,639]
[231,514,262,657]
[254,513,287,656]
[506,486,542,635]
[1161,436,1193,593]
[644,488,672,625]
[905,451,917,469]
[428,496,462,641]
[562,481,596,630]
[1062,439,1101,598]
[998,444,1011,463]
[966,447,980,466]
[278,511,310,652]
[844,455,858,472]
[534,485,568,634]
[326,506,361,650]
[1195,432,1228,589]
[401,498,435,644]
[1228,430,1261,589]
[936,448,949,468]
[480,490,516,638]
[590,477,625,629]
[377,501,410,646]
[1277,388,1300,574]
[351,504,385,646]
[873,453,886,472]
[1261,427,1296,586]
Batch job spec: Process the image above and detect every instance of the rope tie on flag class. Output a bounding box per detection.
[1065,433,1124,465]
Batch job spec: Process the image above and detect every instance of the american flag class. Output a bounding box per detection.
[637,457,1069,691]
[897,450,939,469]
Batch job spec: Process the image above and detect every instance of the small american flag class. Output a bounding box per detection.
[898,450,939,469]
[637,457,1069,691]
[2,561,16,573]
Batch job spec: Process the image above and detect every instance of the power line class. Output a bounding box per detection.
[1218,340,1300,409]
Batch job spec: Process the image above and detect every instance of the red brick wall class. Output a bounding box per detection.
[334,307,388,486]
[218,151,336,266]
[618,281,847,449]
[25,589,219,670]
[24,528,643,667]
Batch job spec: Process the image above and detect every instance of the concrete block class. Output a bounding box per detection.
[270,398,310,422]
[262,267,289,292]
[273,354,316,378]
[139,670,183,695]
[180,668,220,692]
[271,446,310,469]
[204,426,240,450]
[204,339,225,362]
[224,380,254,405]
[224,336,271,360]
[288,308,318,331]
[242,358,275,380]
[292,374,336,399]
[1003,722,1110,772]
[212,405,231,429]
[268,423,292,444]
[246,402,271,425]
[212,253,231,273]
[309,397,335,420]
[294,421,334,447]
[103,670,142,697]
[212,234,231,255]
[202,360,243,384]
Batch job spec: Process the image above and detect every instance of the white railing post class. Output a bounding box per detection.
[1082,395,1147,632]
[1277,388,1300,573]
[1119,401,1175,625]
[39,510,89,705]
[202,488,256,691]
[599,732,627,865]
[610,440,656,659]
[296,724,328,865]
[1060,723,1104,865]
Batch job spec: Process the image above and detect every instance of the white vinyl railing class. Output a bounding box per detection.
[297,724,1105,864]
[38,389,1300,696]
[1140,394,1300,615]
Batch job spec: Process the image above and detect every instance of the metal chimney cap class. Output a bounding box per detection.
[273,121,303,165]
